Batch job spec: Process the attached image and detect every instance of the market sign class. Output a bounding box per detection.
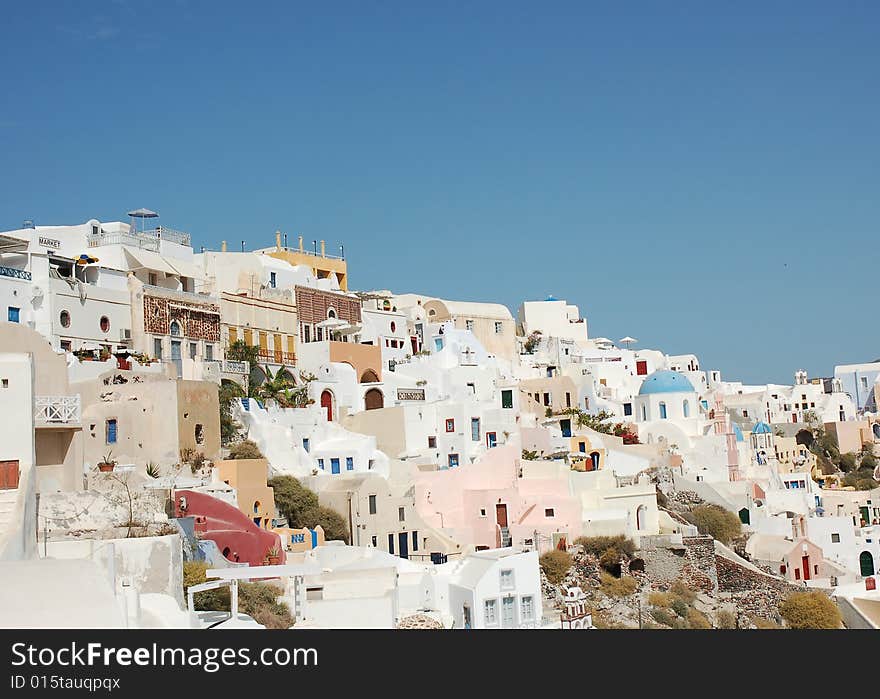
[39,236,61,249]
[397,388,425,401]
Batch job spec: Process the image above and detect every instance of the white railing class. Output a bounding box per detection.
[35,395,81,425]
[222,359,249,375]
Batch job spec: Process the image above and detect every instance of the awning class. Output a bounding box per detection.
[333,324,362,336]
[165,257,206,280]
[0,234,29,254]
[123,248,178,276]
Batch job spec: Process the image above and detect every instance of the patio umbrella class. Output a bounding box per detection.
[127,208,158,234]
[619,336,638,347]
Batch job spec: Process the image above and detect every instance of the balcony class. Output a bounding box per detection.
[0,265,31,281]
[142,284,219,308]
[220,359,249,375]
[257,349,296,365]
[89,225,191,250]
[34,395,81,428]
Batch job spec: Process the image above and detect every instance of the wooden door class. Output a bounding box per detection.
[496,504,508,528]
[636,360,648,376]
[320,390,333,422]
[0,460,20,489]
[802,556,811,581]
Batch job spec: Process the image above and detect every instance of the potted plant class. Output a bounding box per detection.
[266,546,280,565]
[98,450,116,473]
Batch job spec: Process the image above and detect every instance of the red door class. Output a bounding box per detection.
[411,336,419,354]
[320,390,333,422]
[636,360,648,376]
[0,460,20,490]
[495,504,508,528]
[802,556,811,581]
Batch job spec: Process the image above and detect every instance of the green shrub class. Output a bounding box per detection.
[837,452,858,472]
[687,608,711,629]
[269,475,349,541]
[779,592,841,629]
[670,598,689,618]
[688,504,742,544]
[599,571,638,597]
[183,561,230,611]
[648,591,674,607]
[650,607,676,627]
[575,535,636,559]
[539,550,573,585]
[716,609,737,629]
[670,579,697,604]
[228,439,264,460]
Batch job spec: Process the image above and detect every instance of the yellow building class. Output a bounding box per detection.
[222,291,298,367]
[569,435,606,472]
[264,235,348,290]
[215,458,277,530]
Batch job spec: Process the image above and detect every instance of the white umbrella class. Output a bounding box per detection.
[619,336,638,347]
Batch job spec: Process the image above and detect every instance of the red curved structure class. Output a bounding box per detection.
[175,490,285,567]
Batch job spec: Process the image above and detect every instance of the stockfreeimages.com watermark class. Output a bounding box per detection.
[11,642,318,674]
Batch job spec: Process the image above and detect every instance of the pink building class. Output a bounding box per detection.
[414,446,582,552]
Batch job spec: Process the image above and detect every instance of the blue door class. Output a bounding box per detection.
[471,418,480,442]
[560,419,572,438]
[331,458,340,474]
[346,457,353,471]
[487,432,497,448]
[398,532,409,559]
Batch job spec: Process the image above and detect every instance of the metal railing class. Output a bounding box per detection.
[257,349,296,364]
[35,395,81,425]
[221,359,249,375]
[0,265,31,281]
[88,231,160,252]
[142,284,219,307]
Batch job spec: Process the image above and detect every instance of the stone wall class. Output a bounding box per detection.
[638,535,718,594]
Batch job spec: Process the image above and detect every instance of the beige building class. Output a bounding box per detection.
[75,372,220,472]
[422,299,516,361]
[519,376,580,415]
[222,291,298,368]
[214,458,277,530]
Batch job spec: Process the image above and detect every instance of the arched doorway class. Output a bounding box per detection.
[360,369,379,383]
[738,507,750,525]
[873,424,880,440]
[364,388,384,411]
[795,429,814,448]
[636,505,647,531]
[860,551,875,577]
[320,390,334,422]
[589,452,600,471]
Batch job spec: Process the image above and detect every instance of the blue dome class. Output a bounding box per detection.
[733,424,744,442]
[752,421,773,435]
[638,370,695,395]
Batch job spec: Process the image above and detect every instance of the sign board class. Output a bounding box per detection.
[397,388,425,401]
[39,236,61,249]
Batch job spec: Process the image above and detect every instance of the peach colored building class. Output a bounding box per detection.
[214,458,277,530]
[413,445,582,552]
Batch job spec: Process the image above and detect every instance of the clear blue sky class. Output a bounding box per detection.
[1,1,878,385]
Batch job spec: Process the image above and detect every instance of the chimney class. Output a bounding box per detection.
[298,235,303,253]
[275,230,282,251]
[320,240,326,257]
[221,240,227,252]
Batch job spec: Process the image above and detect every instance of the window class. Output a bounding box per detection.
[543,392,551,406]
[545,508,555,517]
[100,316,110,332]
[623,402,632,416]
[302,438,310,453]
[428,436,437,448]
[153,338,163,359]
[398,507,405,522]
[565,392,571,408]
[471,417,481,442]
[105,419,117,444]
[269,272,276,288]
[479,508,487,517]
[484,599,498,626]
[205,344,213,361]
[388,534,394,554]
[60,310,71,328]
[501,390,513,409]
[486,432,497,448]
[60,340,71,351]
[411,531,418,551]
[682,400,690,418]
[317,458,324,470]
[7,307,20,323]
[448,453,459,468]
[659,402,667,419]
[369,495,377,514]
[148,272,158,286]
[465,319,474,331]
[189,342,197,360]
[500,569,514,590]
[521,595,535,622]
[170,320,182,337]
[195,424,204,444]
[494,321,503,334]
[346,457,353,471]
[1,379,7,388]
[445,418,455,433]
[578,441,586,453]
[371,535,377,547]
[390,321,396,333]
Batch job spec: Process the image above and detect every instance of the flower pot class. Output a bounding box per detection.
[98,462,115,473]
[267,555,280,565]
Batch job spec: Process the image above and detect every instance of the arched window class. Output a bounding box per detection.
[327,309,337,319]
[170,320,182,336]
[682,400,690,418]
[60,310,71,328]
[659,402,667,419]
[100,316,110,332]
[253,500,261,514]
